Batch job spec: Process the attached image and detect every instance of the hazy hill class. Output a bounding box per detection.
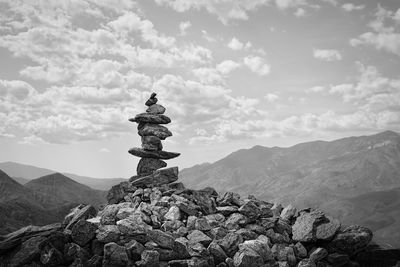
[180,131,400,248]
[0,161,126,190]
[0,170,35,203]
[25,173,106,208]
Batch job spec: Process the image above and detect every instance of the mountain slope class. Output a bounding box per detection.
[0,161,126,190]
[25,173,106,208]
[0,170,34,203]
[180,131,400,248]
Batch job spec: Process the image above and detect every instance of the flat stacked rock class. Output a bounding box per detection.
[128,93,180,183]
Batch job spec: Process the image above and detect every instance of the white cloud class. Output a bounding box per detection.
[265,93,280,103]
[306,86,325,93]
[350,6,400,56]
[313,49,342,61]
[179,21,192,35]
[100,148,111,153]
[294,8,306,17]
[228,37,244,50]
[243,56,271,76]
[341,3,365,12]
[216,60,241,74]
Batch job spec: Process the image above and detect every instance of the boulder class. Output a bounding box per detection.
[225,213,248,230]
[125,240,145,261]
[130,113,171,124]
[328,225,373,255]
[129,147,180,160]
[141,135,163,151]
[238,200,260,222]
[103,242,129,267]
[309,247,328,262]
[130,167,179,186]
[146,104,166,114]
[138,123,172,140]
[8,236,47,267]
[96,225,121,243]
[136,250,160,267]
[137,158,167,176]
[218,192,241,207]
[280,204,297,221]
[292,211,325,242]
[218,232,243,257]
[233,248,264,267]
[148,229,175,249]
[208,241,228,264]
[71,220,97,247]
[187,230,213,247]
[63,204,97,231]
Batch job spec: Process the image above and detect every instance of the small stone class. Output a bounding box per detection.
[96,225,121,243]
[309,248,328,262]
[145,93,158,106]
[217,206,239,216]
[280,204,297,221]
[103,242,129,267]
[130,113,171,124]
[138,123,172,140]
[297,259,317,267]
[208,241,228,264]
[130,167,179,186]
[218,192,241,207]
[137,158,167,176]
[187,230,213,247]
[238,200,260,222]
[71,220,97,247]
[136,250,160,267]
[148,229,175,249]
[218,232,243,257]
[146,104,166,114]
[129,147,180,160]
[164,206,182,221]
[225,213,248,230]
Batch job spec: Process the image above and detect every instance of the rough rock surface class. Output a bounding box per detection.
[129,147,180,159]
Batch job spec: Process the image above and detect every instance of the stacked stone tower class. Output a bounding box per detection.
[128,93,180,187]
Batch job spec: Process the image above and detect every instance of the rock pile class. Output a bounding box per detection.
[1,94,398,267]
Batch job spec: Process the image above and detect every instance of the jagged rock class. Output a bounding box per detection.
[130,167,179,186]
[40,246,63,266]
[205,214,225,228]
[208,241,228,264]
[245,224,267,235]
[63,204,97,231]
[71,220,97,247]
[99,204,120,225]
[130,113,171,124]
[225,213,248,230]
[91,239,104,256]
[148,229,175,249]
[138,123,172,140]
[125,240,145,261]
[195,217,212,231]
[235,229,257,241]
[266,229,290,244]
[271,203,284,217]
[238,200,260,222]
[103,242,129,267]
[164,206,182,221]
[280,204,297,221]
[218,232,243,257]
[292,211,325,242]
[129,147,180,160]
[217,206,238,216]
[172,195,199,216]
[187,230,212,247]
[96,225,121,243]
[137,158,167,176]
[209,227,229,240]
[326,253,349,266]
[8,236,47,267]
[141,135,163,151]
[107,181,134,205]
[315,217,341,241]
[117,214,152,235]
[328,225,373,255]
[146,104,166,114]
[239,238,274,262]
[233,247,264,267]
[145,93,158,106]
[294,242,307,259]
[88,255,103,267]
[136,250,160,267]
[297,259,316,267]
[218,192,241,207]
[309,247,328,262]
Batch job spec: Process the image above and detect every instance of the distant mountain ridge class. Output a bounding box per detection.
[180,131,400,248]
[0,161,126,190]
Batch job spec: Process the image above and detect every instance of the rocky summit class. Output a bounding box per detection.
[0,94,398,267]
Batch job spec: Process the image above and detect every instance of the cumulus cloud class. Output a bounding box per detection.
[313,49,342,61]
[179,21,192,35]
[228,37,244,50]
[243,56,271,76]
[306,86,325,93]
[350,6,400,56]
[341,3,365,12]
[216,60,241,74]
[265,93,280,103]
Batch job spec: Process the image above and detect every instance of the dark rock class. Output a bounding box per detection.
[146,104,166,114]
[137,158,167,176]
[238,200,260,222]
[71,220,97,247]
[225,213,248,230]
[209,227,229,240]
[218,192,241,207]
[309,247,328,262]
[130,112,171,124]
[88,255,103,267]
[195,217,212,231]
[326,253,349,267]
[235,229,258,241]
[328,225,373,255]
[354,248,400,267]
[145,95,158,106]
[96,225,121,243]
[129,147,180,159]
[125,240,145,261]
[141,135,163,151]
[218,232,243,257]
[107,182,133,205]
[208,241,228,264]
[187,230,212,247]
[294,242,307,259]
[117,214,152,235]
[245,224,267,235]
[130,167,179,186]
[292,211,325,242]
[148,229,175,249]
[8,236,47,267]
[40,247,63,267]
[233,248,264,267]
[103,242,129,267]
[136,250,160,267]
[63,204,97,231]
[138,123,172,140]
[298,259,317,267]
[192,190,217,215]
[64,242,90,263]
[91,239,104,256]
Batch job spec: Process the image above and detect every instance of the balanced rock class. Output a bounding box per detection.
[129,147,180,160]
[146,104,166,114]
[141,135,163,151]
[130,113,171,124]
[137,158,167,176]
[130,167,179,186]
[145,92,158,106]
[138,123,172,140]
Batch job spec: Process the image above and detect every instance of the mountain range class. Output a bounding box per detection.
[0,170,106,235]
[180,130,400,248]
[0,161,126,190]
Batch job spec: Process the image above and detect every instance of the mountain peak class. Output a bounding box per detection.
[26,172,80,187]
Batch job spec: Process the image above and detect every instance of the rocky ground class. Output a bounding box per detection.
[1,175,399,267]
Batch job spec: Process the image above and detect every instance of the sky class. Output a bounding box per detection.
[0,0,400,178]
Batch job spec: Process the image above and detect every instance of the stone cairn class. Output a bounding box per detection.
[127,92,180,188]
[0,94,386,267]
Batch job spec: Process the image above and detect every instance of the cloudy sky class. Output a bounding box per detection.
[0,0,399,178]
